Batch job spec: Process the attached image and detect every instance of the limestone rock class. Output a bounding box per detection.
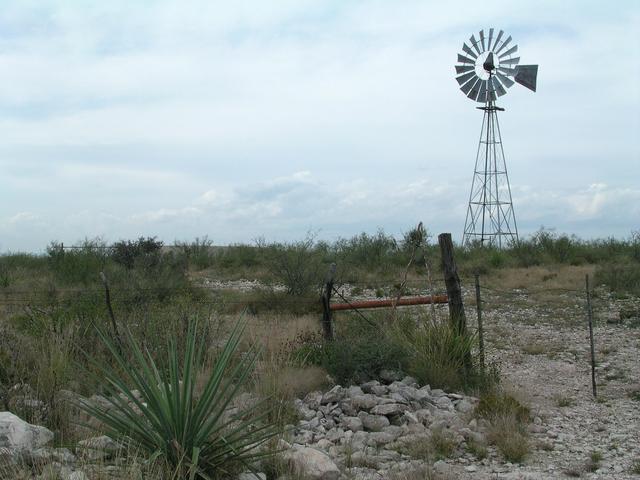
[0,411,54,452]
[358,412,390,432]
[284,445,340,480]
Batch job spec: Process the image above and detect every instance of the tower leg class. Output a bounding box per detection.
[462,100,518,247]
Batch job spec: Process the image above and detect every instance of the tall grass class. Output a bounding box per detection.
[391,316,480,392]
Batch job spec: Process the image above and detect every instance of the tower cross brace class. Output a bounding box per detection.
[462,86,518,248]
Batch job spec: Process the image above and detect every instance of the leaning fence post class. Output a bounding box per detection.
[438,233,467,335]
[321,263,336,341]
[585,274,597,398]
[474,273,485,371]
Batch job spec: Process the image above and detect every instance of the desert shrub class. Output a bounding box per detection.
[595,262,640,296]
[333,229,399,271]
[509,239,541,267]
[476,390,530,423]
[476,389,531,463]
[46,239,110,285]
[110,236,163,270]
[301,317,407,384]
[239,290,320,316]
[486,413,530,463]
[261,236,323,296]
[391,316,485,392]
[78,319,279,479]
[177,236,215,270]
[214,243,263,271]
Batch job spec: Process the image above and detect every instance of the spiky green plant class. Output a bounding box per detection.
[77,319,279,479]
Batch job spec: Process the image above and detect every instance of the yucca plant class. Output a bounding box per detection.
[77,319,279,479]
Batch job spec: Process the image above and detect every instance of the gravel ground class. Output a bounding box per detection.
[441,286,640,479]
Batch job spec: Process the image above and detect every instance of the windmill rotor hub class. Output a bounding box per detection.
[455,28,538,103]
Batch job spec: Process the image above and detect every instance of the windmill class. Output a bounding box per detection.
[456,28,538,247]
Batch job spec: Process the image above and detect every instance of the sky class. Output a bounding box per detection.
[0,0,638,252]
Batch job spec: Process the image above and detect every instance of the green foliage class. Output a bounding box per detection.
[430,428,457,459]
[111,236,164,270]
[78,319,279,479]
[178,236,216,270]
[261,235,323,296]
[587,450,603,472]
[466,438,488,460]
[391,316,485,392]
[301,317,407,384]
[595,262,640,296]
[333,229,401,274]
[46,239,110,285]
[476,391,530,424]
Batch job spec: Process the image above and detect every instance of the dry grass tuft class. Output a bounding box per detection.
[487,413,530,463]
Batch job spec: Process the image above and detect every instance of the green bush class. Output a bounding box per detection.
[111,236,163,270]
[46,239,109,285]
[177,236,216,270]
[261,236,323,296]
[391,317,483,392]
[78,319,279,479]
[475,391,530,424]
[301,317,407,384]
[595,262,640,296]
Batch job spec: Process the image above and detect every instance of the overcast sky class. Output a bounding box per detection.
[0,0,638,251]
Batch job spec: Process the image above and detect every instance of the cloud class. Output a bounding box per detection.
[0,1,638,250]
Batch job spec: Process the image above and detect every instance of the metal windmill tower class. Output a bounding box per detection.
[455,29,538,247]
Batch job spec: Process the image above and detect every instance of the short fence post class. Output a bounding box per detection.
[474,273,485,371]
[438,233,467,335]
[585,274,597,398]
[321,263,336,341]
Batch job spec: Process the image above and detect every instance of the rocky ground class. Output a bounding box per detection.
[1,281,638,479]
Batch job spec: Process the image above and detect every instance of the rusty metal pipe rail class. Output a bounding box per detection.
[329,294,448,311]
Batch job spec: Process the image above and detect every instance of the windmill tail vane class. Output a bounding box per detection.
[455,28,538,247]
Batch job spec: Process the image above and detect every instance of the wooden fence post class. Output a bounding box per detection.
[438,233,467,335]
[321,263,336,341]
[585,274,597,398]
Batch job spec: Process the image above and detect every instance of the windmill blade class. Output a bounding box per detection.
[456,71,477,85]
[479,29,486,51]
[468,78,483,101]
[461,76,478,95]
[499,44,518,58]
[455,64,475,74]
[457,53,475,64]
[497,66,518,76]
[492,76,507,96]
[492,30,504,52]
[487,28,495,50]
[499,57,520,65]
[470,34,481,55]
[462,43,477,59]
[514,64,538,92]
[495,35,512,55]
[477,80,488,103]
[496,71,515,88]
